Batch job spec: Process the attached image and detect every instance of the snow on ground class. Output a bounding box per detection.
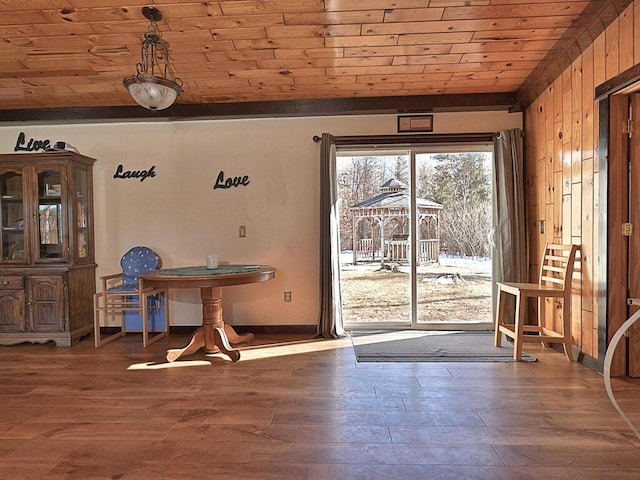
[339,251,492,279]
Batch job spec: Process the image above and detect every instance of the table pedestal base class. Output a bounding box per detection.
[166,324,250,362]
[166,286,251,363]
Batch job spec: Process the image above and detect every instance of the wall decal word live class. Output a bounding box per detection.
[113,164,156,182]
[14,132,52,152]
[213,170,250,189]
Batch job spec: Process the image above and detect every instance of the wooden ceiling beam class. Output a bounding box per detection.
[0,92,519,124]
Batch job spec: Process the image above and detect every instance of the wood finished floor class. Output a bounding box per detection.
[1,331,640,480]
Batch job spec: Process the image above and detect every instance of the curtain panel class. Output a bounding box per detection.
[492,128,528,319]
[317,133,346,338]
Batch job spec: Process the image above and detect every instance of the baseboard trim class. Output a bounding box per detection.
[168,325,317,335]
[235,325,317,335]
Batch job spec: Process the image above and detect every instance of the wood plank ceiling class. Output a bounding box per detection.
[0,0,633,121]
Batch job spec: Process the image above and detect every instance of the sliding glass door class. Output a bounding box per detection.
[414,149,493,328]
[337,144,494,330]
[336,151,412,328]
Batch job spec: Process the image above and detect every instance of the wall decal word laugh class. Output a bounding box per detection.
[113,164,156,182]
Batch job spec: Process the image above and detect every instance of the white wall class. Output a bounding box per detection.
[0,111,521,327]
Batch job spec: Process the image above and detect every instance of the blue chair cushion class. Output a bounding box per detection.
[120,246,163,288]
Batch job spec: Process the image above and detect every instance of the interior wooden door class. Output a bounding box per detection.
[606,93,630,377]
[628,93,640,376]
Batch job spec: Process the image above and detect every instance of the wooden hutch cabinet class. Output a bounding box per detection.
[0,152,96,346]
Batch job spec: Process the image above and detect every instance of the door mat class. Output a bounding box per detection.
[352,330,537,362]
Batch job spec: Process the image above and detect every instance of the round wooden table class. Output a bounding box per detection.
[139,265,275,362]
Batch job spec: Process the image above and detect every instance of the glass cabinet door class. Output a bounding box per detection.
[36,168,65,262]
[0,169,26,263]
[74,166,90,261]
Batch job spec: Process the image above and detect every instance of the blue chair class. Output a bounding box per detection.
[94,246,169,347]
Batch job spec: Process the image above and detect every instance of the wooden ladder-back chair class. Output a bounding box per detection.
[94,246,169,348]
[494,243,580,361]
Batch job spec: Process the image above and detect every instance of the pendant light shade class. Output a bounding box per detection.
[123,6,183,111]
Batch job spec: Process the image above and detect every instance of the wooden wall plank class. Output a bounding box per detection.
[536,157,546,221]
[553,170,563,238]
[562,193,572,244]
[582,43,595,161]
[529,204,542,279]
[619,3,635,72]
[571,58,583,185]
[545,86,554,142]
[582,309,594,357]
[572,265,582,351]
[545,139,554,205]
[571,182,582,239]
[605,18,620,79]
[545,203,555,245]
[581,157,594,316]
[572,110,583,185]
[593,31,608,88]
[537,101,547,215]
[553,77,563,127]
[562,67,573,196]
[554,121,563,174]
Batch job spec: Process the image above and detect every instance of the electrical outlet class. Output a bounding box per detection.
[239,225,246,238]
[284,290,292,302]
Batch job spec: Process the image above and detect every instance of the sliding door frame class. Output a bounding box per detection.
[337,133,497,331]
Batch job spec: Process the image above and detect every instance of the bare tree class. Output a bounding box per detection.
[337,156,386,251]
[389,155,409,185]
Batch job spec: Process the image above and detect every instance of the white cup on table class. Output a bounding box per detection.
[206,254,218,269]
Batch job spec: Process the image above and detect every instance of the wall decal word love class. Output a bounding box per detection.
[213,170,250,189]
[14,132,52,152]
[113,164,156,182]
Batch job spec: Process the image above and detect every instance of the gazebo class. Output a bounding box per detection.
[349,178,442,265]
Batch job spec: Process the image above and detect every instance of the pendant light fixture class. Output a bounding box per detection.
[123,6,183,111]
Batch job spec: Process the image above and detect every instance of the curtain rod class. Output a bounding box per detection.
[313,133,496,145]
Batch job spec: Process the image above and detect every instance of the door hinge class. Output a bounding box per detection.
[624,117,633,137]
[622,222,634,236]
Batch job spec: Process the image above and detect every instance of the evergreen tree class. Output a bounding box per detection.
[418,153,492,257]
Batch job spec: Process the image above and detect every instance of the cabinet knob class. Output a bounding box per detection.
[0,280,8,285]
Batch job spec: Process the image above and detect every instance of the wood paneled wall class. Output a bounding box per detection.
[524,1,639,361]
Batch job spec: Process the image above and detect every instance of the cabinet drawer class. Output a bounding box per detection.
[0,276,23,289]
